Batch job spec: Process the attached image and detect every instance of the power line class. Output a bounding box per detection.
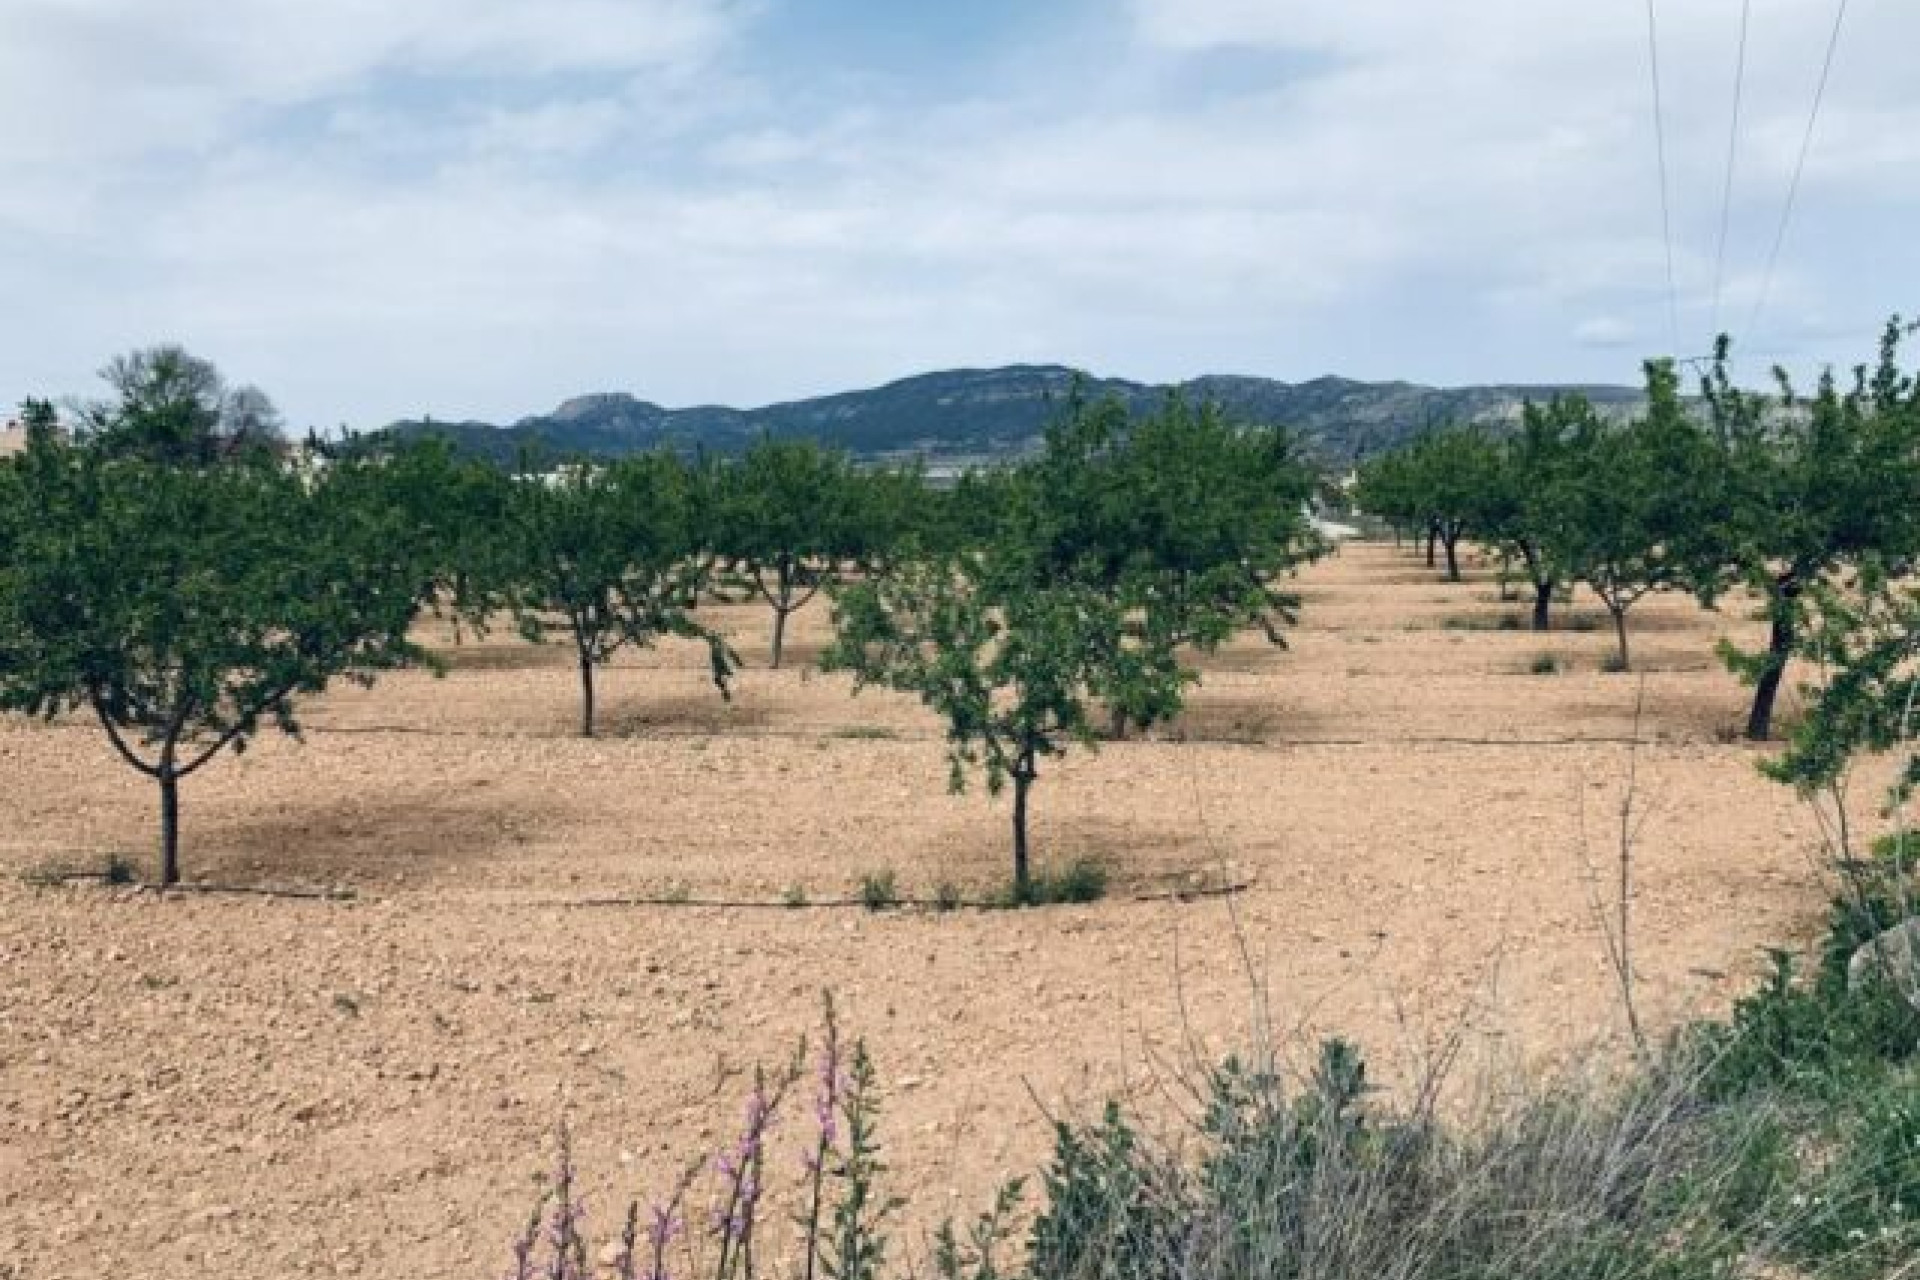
[1644,0,1682,356]
[1746,0,1852,348]
[1709,0,1751,339]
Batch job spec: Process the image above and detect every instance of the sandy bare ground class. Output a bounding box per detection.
[0,542,1893,1278]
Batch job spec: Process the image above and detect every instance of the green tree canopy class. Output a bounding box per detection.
[503,455,734,738]
[713,438,869,669]
[1485,396,1599,631]
[0,442,435,884]
[1766,576,1920,803]
[1701,324,1920,739]
[1540,360,1720,671]
[1354,425,1503,581]
[78,345,285,465]
[827,393,1318,895]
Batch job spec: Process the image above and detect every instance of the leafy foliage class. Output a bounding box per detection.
[0,440,434,883]
[501,455,734,737]
[712,439,901,668]
[77,344,286,465]
[1701,323,1920,738]
[828,391,1318,894]
[1353,426,1503,582]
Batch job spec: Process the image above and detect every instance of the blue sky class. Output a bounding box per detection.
[2,0,1915,430]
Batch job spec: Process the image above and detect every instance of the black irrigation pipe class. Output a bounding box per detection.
[26,872,357,902]
[555,882,1255,912]
[26,870,1248,911]
[234,724,1711,751]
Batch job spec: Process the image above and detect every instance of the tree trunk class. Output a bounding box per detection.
[577,649,597,738]
[1745,578,1800,742]
[1609,604,1632,672]
[1498,550,1515,601]
[1441,528,1462,582]
[770,606,790,671]
[1532,579,1553,632]
[1424,523,1438,568]
[1011,751,1034,903]
[1108,706,1130,740]
[769,561,793,670]
[158,767,181,887]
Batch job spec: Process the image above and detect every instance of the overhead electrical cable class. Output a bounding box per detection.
[1643,0,1681,356]
[1746,0,1851,347]
[1709,0,1751,339]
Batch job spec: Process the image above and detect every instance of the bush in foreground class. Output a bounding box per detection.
[500,886,1920,1280]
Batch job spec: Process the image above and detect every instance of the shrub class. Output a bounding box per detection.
[1005,858,1108,908]
[1021,1038,1786,1280]
[1690,869,1920,1099]
[1781,1068,1920,1277]
[494,892,1920,1280]
[933,881,965,913]
[859,869,900,912]
[833,724,898,741]
[1528,653,1562,675]
[1441,614,1525,632]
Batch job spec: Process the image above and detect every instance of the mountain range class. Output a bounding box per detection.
[380,365,1645,465]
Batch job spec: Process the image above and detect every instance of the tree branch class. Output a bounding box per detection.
[90,694,160,778]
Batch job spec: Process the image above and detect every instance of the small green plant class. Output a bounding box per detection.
[932,1180,1025,1280]
[23,851,145,888]
[1871,830,1917,867]
[933,881,965,913]
[1528,652,1562,675]
[661,879,694,905]
[1690,872,1920,1099]
[1005,858,1109,907]
[1784,1070,1920,1276]
[858,869,899,912]
[833,724,897,741]
[782,883,809,909]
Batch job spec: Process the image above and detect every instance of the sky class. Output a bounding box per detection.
[1,0,1915,431]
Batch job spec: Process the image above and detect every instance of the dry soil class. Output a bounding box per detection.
[0,542,1898,1278]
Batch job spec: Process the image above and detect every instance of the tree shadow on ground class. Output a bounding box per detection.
[595,690,779,738]
[186,783,582,885]
[431,642,571,673]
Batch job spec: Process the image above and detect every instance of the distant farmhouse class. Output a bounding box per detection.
[1,409,74,457]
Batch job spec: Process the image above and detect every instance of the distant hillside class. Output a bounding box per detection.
[379,366,1644,465]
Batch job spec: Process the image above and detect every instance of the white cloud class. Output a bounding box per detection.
[1574,317,1637,349]
[0,0,747,165]
[1,0,1916,426]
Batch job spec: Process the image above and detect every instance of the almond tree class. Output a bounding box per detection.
[1485,396,1597,631]
[713,438,868,669]
[827,555,1133,899]
[1018,392,1318,735]
[1767,574,1920,802]
[1701,324,1920,739]
[504,454,734,738]
[0,442,432,885]
[826,393,1316,896]
[1354,425,1502,581]
[1541,361,1718,671]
